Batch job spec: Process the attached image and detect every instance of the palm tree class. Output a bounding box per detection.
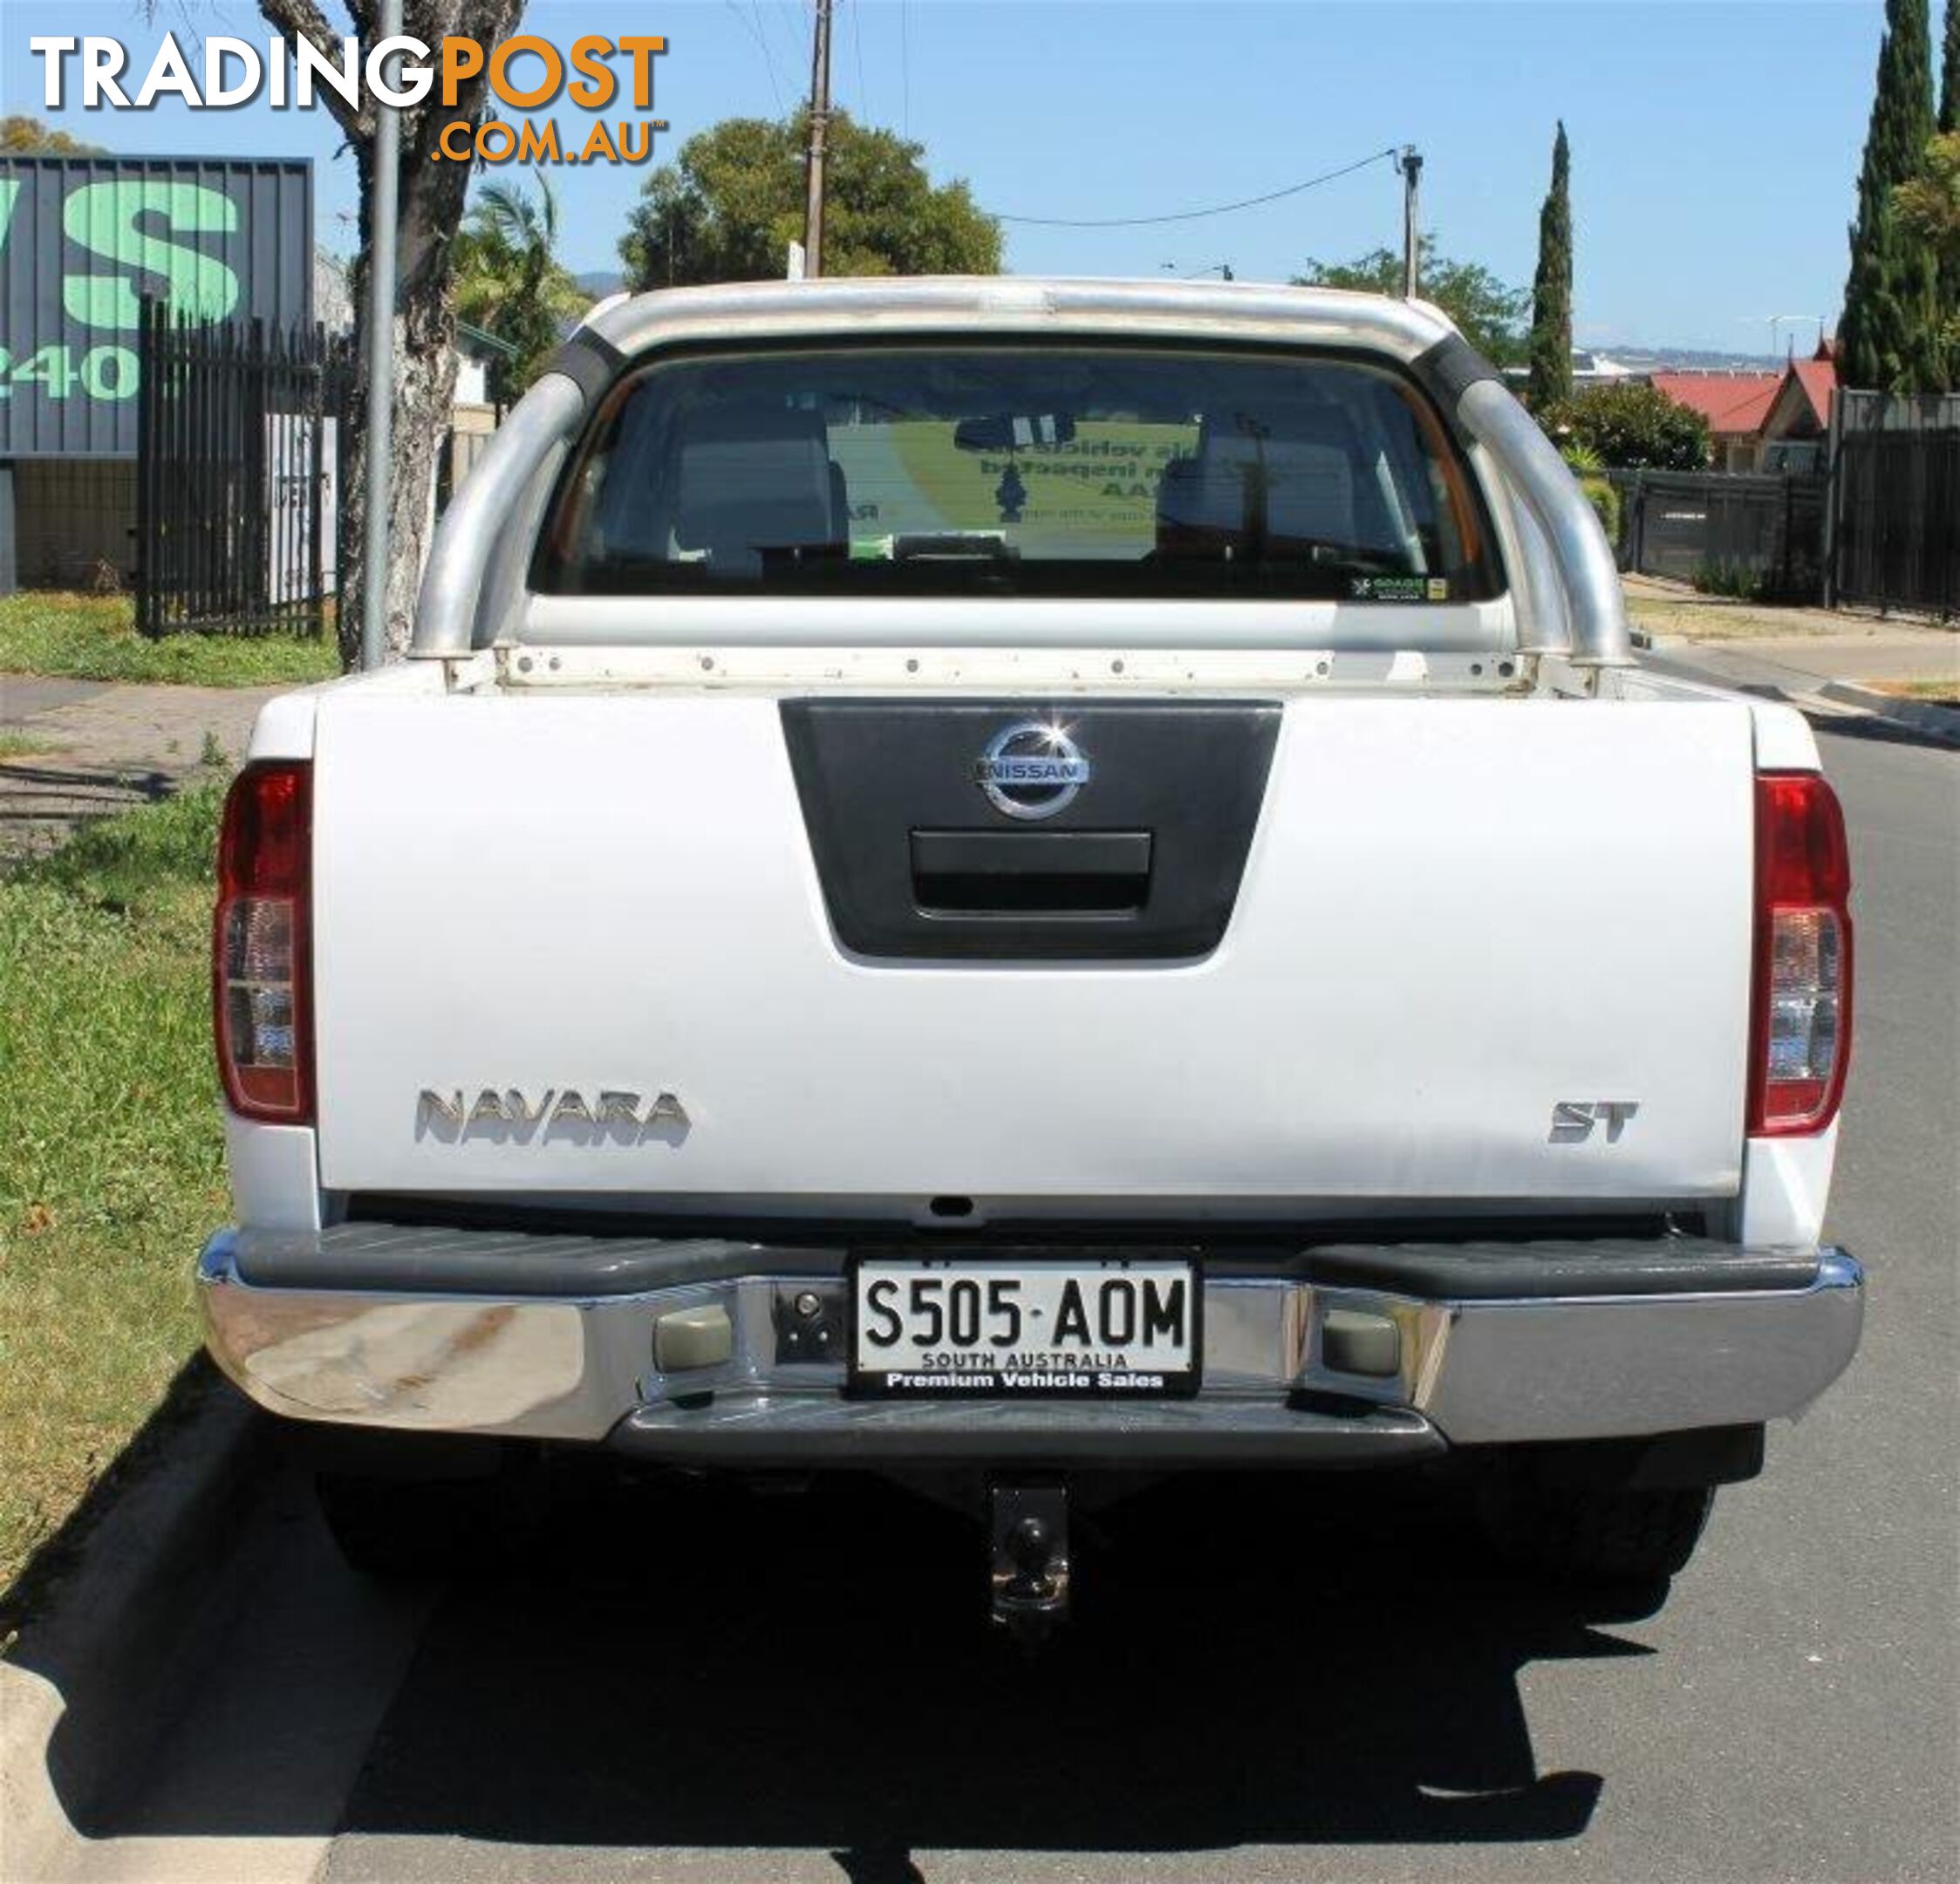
[454,170,584,395]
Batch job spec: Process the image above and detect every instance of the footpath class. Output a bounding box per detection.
[1624,576,1960,746]
[0,678,281,862]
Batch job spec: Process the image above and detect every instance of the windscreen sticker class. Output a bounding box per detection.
[1349,576,1451,602]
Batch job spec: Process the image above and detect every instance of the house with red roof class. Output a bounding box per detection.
[1759,342,1840,474]
[1648,371,1785,472]
[1646,341,1840,475]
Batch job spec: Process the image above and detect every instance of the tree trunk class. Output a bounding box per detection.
[338,308,457,666]
[257,1,522,666]
[337,124,463,667]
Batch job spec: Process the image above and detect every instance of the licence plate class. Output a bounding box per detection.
[850,1258,1199,1397]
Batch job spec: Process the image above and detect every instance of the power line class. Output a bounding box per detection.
[850,0,870,124]
[775,0,808,79]
[991,147,1400,229]
[900,0,912,139]
[725,1,786,113]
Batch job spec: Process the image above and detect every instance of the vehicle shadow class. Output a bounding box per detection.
[1811,712,1960,754]
[0,758,174,809]
[0,758,175,861]
[318,1468,1639,1857]
[32,1451,1659,1861]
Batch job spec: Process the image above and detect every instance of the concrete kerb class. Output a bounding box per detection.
[0,1376,272,1881]
[1632,631,1960,747]
[1813,679,1960,747]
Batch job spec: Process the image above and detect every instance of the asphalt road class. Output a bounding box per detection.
[44,720,1960,1884]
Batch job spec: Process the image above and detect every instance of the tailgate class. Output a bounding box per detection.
[310,693,1755,1212]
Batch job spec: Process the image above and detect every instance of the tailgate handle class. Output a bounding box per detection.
[910,829,1151,917]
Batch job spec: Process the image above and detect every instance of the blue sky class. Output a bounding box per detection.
[0,1,1943,353]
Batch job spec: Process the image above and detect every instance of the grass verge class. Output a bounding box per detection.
[1625,593,1836,642]
[0,782,229,1592]
[0,592,339,687]
[1869,679,1960,706]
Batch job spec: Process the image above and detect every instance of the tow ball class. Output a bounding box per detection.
[989,1482,1070,1643]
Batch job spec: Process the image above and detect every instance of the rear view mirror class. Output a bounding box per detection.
[953,413,1077,453]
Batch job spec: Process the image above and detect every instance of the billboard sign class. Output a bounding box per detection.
[0,155,312,458]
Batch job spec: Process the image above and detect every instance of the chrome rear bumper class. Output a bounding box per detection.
[196,1227,1863,1460]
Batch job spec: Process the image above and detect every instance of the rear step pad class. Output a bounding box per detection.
[608,1393,1442,1467]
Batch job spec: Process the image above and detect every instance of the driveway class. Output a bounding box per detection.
[0,677,279,861]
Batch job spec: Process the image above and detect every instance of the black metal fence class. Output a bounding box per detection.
[136,301,354,638]
[127,324,1955,634]
[1611,469,1828,603]
[1827,392,1959,618]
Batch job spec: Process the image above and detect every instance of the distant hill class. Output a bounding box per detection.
[574,270,626,300]
[1587,343,1809,374]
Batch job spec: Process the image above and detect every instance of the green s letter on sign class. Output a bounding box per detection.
[61,182,242,328]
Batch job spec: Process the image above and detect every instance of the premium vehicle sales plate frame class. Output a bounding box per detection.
[850,1255,1202,1398]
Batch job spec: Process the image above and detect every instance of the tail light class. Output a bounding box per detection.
[214,761,312,1123]
[1749,771,1851,1136]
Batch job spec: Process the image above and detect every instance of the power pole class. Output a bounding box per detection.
[1397,146,1423,298]
[803,0,835,278]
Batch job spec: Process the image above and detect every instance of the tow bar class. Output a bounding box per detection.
[989,1482,1070,1643]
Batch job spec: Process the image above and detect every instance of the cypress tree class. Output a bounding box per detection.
[1839,0,1940,391]
[1526,122,1574,409]
[1943,1,1958,386]
[1942,0,1957,134]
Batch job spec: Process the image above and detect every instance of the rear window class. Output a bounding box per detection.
[534,345,1501,602]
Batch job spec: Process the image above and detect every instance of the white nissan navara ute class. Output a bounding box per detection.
[199,278,1861,1633]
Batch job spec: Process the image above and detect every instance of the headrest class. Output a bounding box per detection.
[1158,406,1361,546]
[674,401,840,559]
[1192,402,1359,461]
